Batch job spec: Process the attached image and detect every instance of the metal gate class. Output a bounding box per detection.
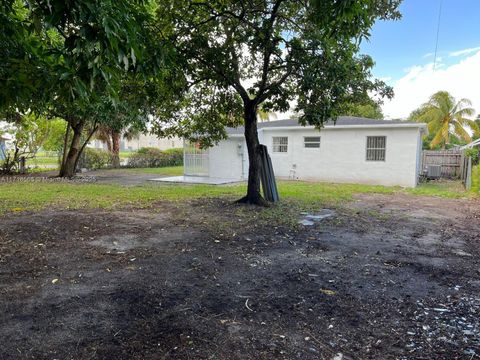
[184,141,209,176]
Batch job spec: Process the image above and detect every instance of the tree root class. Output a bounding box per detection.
[235,194,271,207]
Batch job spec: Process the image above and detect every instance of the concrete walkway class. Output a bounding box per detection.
[149,176,241,185]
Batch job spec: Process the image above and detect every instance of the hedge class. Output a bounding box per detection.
[127,147,183,168]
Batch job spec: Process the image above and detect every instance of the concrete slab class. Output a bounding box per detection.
[149,176,242,185]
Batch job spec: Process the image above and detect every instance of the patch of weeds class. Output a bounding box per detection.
[406,180,470,199]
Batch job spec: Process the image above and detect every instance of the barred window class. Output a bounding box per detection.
[272,136,288,153]
[304,136,320,148]
[366,136,386,161]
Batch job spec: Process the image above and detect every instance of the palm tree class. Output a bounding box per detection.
[417,91,478,149]
[257,107,277,122]
[473,114,480,140]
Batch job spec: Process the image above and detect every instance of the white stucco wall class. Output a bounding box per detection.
[263,127,421,187]
[208,138,246,179]
[208,126,423,187]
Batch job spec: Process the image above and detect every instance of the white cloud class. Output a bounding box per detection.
[382,50,480,119]
[422,52,434,58]
[378,76,392,82]
[449,46,480,57]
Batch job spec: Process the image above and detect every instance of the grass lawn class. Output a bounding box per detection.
[119,151,134,160]
[472,165,479,194]
[0,174,475,215]
[29,157,58,166]
[29,151,59,166]
[122,166,184,176]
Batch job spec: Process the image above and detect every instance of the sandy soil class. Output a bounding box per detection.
[0,194,479,359]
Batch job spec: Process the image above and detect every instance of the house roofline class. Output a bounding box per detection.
[259,123,427,131]
[227,122,427,137]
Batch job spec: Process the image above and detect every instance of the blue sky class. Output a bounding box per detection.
[359,0,480,118]
[362,0,480,82]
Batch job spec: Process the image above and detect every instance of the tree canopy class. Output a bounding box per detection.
[152,0,401,204]
[343,100,384,119]
[1,0,161,176]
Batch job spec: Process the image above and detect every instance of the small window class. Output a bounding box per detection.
[304,136,320,148]
[272,136,288,153]
[366,136,386,161]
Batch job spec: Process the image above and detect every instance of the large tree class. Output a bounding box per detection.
[92,81,152,168]
[343,99,384,119]
[153,0,399,204]
[412,91,477,149]
[1,0,157,176]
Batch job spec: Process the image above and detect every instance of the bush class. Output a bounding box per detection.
[77,148,112,170]
[127,147,183,168]
[465,147,479,165]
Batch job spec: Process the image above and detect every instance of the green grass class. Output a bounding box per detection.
[30,151,59,166]
[0,177,474,215]
[0,182,244,213]
[122,166,183,175]
[406,180,471,199]
[119,151,133,160]
[29,157,58,166]
[472,165,479,194]
[29,158,58,166]
[26,167,59,173]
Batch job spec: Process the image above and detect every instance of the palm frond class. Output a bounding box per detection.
[453,122,471,143]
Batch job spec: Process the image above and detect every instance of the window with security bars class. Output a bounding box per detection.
[304,136,320,148]
[272,136,288,153]
[366,136,386,161]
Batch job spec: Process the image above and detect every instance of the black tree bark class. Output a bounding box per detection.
[59,121,84,178]
[237,101,268,206]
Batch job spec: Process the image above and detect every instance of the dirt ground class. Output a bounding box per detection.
[1,193,479,359]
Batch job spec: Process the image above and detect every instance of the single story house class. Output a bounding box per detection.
[183,117,428,187]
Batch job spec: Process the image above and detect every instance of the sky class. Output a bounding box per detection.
[360,0,480,119]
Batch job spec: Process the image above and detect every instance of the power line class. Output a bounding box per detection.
[433,0,444,71]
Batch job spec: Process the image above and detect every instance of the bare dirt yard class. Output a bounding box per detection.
[1,193,479,359]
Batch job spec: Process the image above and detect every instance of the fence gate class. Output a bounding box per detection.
[184,141,209,176]
[422,150,463,178]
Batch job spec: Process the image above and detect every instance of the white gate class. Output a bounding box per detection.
[184,141,209,176]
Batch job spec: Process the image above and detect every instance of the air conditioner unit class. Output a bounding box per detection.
[426,165,441,179]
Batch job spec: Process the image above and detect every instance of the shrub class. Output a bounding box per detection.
[465,147,479,165]
[127,147,183,168]
[77,148,112,170]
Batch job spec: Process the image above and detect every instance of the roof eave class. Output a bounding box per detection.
[226,123,427,136]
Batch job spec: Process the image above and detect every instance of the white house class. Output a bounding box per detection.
[184,117,428,187]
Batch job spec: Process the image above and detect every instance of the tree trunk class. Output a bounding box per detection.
[105,135,113,153]
[61,123,71,169]
[59,121,84,177]
[111,130,121,168]
[237,101,268,206]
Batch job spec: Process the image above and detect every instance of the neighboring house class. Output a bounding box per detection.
[184,117,428,187]
[90,134,183,151]
[0,135,8,161]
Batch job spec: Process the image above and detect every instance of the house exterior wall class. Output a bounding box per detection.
[207,126,423,187]
[208,138,245,179]
[90,135,183,151]
[262,127,421,187]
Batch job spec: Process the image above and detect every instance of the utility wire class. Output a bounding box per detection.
[433,0,444,71]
